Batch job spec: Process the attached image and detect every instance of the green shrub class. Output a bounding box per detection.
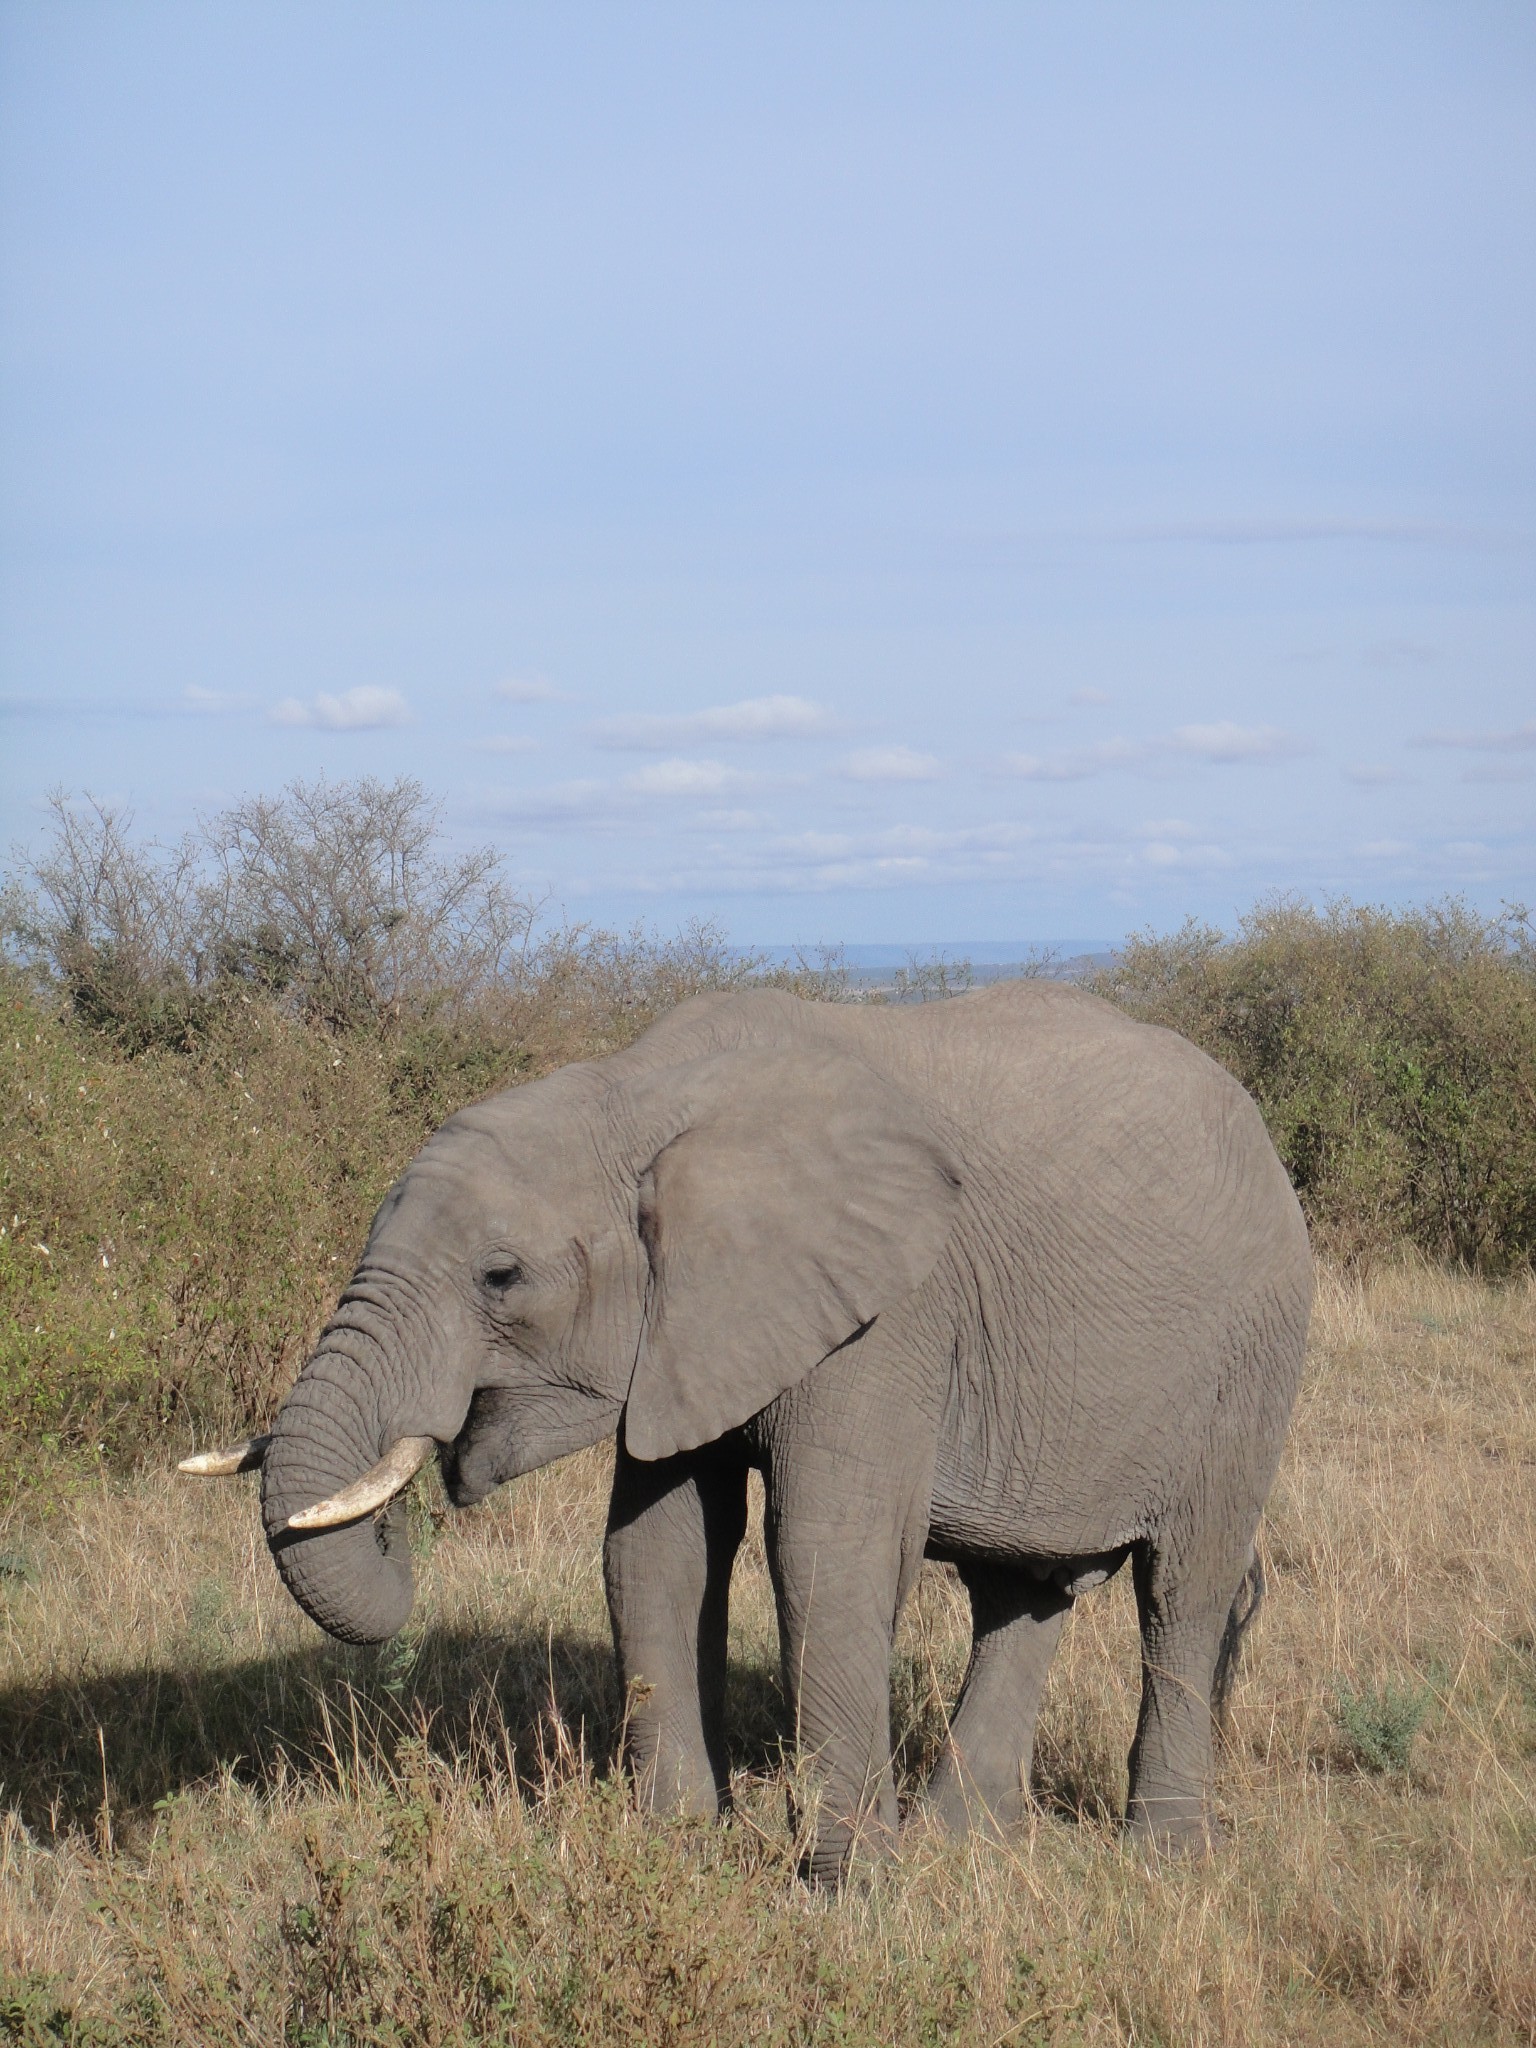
[1327,1674,1432,1775]
[1091,898,1536,1272]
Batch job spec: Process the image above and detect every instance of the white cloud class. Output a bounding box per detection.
[623,758,749,797]
[774,830,857,859]
[480,734,537,755]
[590,694,838,748]
[1005,737,1140,780]
[1168,722,1305,763]
[495,676,559,704]
[1412,719,1536,751]
[842,745,942,783]
[184,685,246,713]
[692,808,769,832]
[272,686,411,731]
[1004,722,1305,780]
[1069,687,1112,706]
[471,757,758,829]
[575,808,1243,897]
[1139,840,1230,869]
[1005,751,1096,782]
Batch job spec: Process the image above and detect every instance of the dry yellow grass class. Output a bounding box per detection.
[2,1259,1533,2044]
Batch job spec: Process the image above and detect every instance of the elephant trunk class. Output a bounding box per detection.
[260,1298,469,1645]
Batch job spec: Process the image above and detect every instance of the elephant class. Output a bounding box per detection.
[184,980,1311,1879]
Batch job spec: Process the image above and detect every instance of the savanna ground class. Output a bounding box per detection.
[2,1262,1534,2044]
[2,786,1534,2043]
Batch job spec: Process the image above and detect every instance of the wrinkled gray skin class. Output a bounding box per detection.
[261,983,1310,1879]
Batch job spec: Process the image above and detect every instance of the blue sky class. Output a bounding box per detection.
[2,3,1532,946]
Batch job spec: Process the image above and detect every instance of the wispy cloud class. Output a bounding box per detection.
[842,745,942,783]
[184,685,251,714]
[480,734,537,756]
[580,813,1246,897]
[1138,840,1231,869]
[1410,719,1536,751]
[1170,722,1306,763]
[477,780,609,823]
[2,691,249,722]
[1102,515,1477,547]
[692,808,770,832]
[1343,763,1410,786]
[494,676,560,704]
[471,757,758,828]
[1005,737,1140,782]
[589,694,839,749]
[271,687,411,731]
[1361,640,1440,670]
[1005,721,1307,781]
[1069,687,1112,706]
[623,758,750,796]
[1461,762,1534,783]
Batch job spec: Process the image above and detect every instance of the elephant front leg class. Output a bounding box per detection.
[766,1517,909,1884]
[923,1563,1072,1837]
[604,1437,748,1816]
[759,1374,935,1884]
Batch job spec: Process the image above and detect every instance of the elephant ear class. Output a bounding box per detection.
[623,1045,963,1461]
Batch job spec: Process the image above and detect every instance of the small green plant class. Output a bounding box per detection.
[179,1576,234,1664]
[1328,1674,1432,1775]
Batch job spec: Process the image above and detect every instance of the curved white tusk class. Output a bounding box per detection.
[179,1435,272,1477]
[285,1435,436,1532]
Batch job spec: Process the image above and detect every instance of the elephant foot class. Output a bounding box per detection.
[793,1799,899,1889]
[1123,1792,1217,1860]
[923,1749,1032,1842]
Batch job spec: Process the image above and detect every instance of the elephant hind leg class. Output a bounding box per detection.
[923,1562,1072,1839]
[1124,1521,1260,1856]
[1211,1546,1265,1743]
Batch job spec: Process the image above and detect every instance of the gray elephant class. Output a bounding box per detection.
[185,981,1310,1878]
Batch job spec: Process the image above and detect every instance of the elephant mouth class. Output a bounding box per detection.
[438,1385,522,1507]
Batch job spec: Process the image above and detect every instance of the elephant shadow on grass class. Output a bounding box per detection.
[1,1621,1124,1846]
[0,1625,789,1847]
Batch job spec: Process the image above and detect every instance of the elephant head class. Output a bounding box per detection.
[184,1039,962,1644]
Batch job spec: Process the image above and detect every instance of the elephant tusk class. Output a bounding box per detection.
[285,1435,437,1532]
[179,1435,272,1477]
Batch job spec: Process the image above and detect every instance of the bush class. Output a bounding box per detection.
[3,779,533,1043]
[1091,898,1536,1272]
[1327,1675,1432,1776]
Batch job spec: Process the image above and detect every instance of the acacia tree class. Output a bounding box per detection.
[199,777,532,1028]
[5,777,534,1037]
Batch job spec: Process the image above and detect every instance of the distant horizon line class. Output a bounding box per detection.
[737,939,1118,967]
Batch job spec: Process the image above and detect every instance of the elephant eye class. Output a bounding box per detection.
[481,1263,524,1294]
